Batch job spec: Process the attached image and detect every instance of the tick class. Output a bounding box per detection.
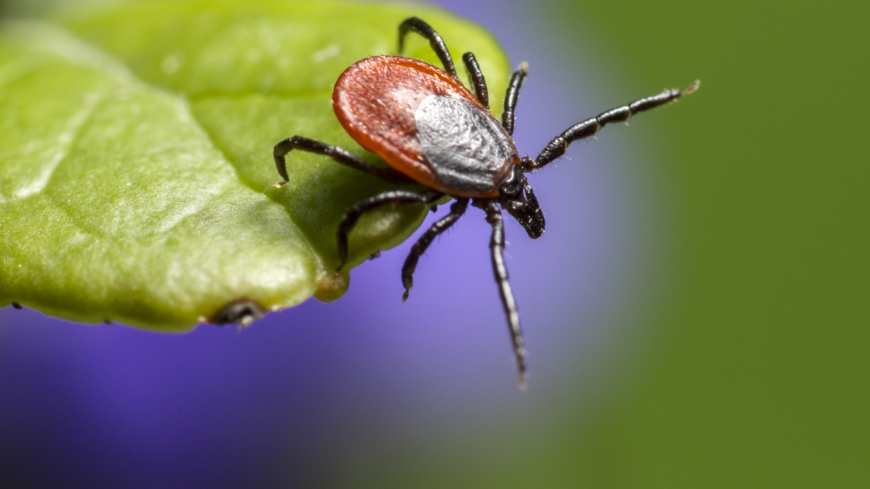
[274,17,698,386]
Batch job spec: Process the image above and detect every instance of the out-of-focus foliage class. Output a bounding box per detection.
[0,0,509,329]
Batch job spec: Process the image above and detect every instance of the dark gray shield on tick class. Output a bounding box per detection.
[415,95,517,194]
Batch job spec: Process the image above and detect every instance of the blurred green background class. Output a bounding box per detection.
[2,0,868,487]
[567,2,869,487]
[536,1,870,486]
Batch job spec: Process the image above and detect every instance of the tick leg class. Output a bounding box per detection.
[484,201,528,387]
[401,198,469,301]
[273,136,412,185]
[462,52,489,109]
[338,190,444,271]
[533,80,700,169]
[398,17,458,79]
[501,62,528,136]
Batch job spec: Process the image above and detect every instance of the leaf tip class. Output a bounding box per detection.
[313,270,350,303]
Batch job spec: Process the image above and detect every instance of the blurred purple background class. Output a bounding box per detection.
[0,0,670,486]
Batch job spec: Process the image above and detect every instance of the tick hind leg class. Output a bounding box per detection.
[337,190,444,271]
[273,136,412,184]
[484,201,528,387]
[398,17,458,79]
[532,80,700,169]
[402,198,469,302]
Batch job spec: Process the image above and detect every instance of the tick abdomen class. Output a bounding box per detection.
[333,56,513,197]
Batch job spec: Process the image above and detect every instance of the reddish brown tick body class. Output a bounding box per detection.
[273,17,697,386]
[334,56,515,198]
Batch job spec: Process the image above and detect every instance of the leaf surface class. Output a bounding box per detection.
[0,0,509,329]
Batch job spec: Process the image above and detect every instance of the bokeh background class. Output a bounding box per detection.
[1,0,868,487]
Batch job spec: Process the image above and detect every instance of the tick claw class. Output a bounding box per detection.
[402,289,410,302]
[682,79,701,96]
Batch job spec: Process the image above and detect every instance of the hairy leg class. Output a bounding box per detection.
[484,201,528,387]
[534,81,700,169]
[462,52,489,109]
[337,190,444,270]
[273,135,411,184]
[398,17,458,78]
[501,62,528,136]
[401,198,470,301]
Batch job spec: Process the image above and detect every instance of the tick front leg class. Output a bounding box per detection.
[273,136,412,184]
[337,190,444,271]
[484,201,528,387]
[402,198,469,301]
[501,62,528,136]
[462,52,489,109]
[398,17,458,79]
[533,80,700,169]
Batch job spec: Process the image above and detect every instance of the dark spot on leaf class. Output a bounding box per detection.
[210,299,266,326]
[11,302,22,310]
[368,251,381,260]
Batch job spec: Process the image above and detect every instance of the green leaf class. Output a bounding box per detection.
[0,0,509,330]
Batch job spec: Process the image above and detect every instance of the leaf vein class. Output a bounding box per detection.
[13,92,105,201]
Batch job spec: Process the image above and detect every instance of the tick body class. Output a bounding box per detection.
[334,56,517,197]
[274,17,699,386]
